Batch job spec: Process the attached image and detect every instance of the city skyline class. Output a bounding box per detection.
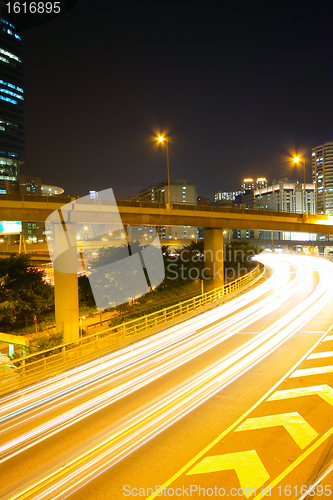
[17,1,333,200]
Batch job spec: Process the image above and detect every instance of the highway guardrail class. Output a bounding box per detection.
[0,263,264,396]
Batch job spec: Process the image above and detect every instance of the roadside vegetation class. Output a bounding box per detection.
[0,255,54,333]
[3,241,261,352]
[80,240,261,326]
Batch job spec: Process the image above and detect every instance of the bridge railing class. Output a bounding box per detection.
[0,263,264,396]
[116,199,318,220]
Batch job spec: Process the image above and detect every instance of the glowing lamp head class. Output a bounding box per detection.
[294,156,300,163]
[158,136,164,142]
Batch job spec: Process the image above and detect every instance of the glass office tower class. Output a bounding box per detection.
[0,1,25,192]
[312,141,333,214]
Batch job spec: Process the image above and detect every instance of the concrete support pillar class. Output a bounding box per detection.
[53,223,79,343]
[204,228,224,290]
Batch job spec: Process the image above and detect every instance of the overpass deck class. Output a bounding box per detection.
[0,196,332,234]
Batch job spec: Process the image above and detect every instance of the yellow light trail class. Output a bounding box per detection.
[2,254,333,500]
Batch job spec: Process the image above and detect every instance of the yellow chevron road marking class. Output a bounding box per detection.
[290,366,333,378]
[307,351,333,359]
[268,385,333,406]
[252,426,333,500]
[146,331,333,500]
[186,450,269,498]
[235,412,318,449]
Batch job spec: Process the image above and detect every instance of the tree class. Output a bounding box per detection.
[87,242,151,309]
[224,240,262,280]
[0,255,54,330]
[161,241,206,289]
[78,275,95,304]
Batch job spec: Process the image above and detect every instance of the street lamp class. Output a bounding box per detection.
[79,316,86,339]
[294,156,307,214]
[223,230,231,244]
[158,136,171,208]
[199,278,204,296]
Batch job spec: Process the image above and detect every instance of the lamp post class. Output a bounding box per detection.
[79,316,86,339]
[199,278,204,296]
[223,230,231,244]
[158,136,171,208]
[294,156,306,214]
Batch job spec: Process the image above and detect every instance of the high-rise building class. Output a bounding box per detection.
[0,2,77,247]
[132,178,197,205]
[234,190,255,207]
[256,177,268,190]
[255,179,315,214]
[241,178,254,191]
[254,179,316,242]
[215,179,267,204]
[241,177,267,192]
[0,2,25,192]
[130,179,198,240]
[214,190,241,202]
[312,141,333,214]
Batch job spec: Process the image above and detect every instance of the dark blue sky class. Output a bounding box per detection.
[20,0,333,199]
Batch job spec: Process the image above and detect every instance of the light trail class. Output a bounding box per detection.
[0,259,291,421]
[0,263,301,462]
[0,260,283,411]
[0,259,290,410]
[0,260,300,457]
[2,254,332,500]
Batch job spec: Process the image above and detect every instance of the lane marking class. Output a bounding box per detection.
[186,450,269,498]
[323,335,333,342]
[145,327,333,500]
[268,385,333,407]
[235,412,318,449]
[252,425,333,500]
[290,366,333,378]
[307,351,333,360]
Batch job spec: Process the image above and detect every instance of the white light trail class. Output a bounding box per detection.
[2,254,333,500]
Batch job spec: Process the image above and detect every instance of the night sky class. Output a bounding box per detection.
[19,0,333,199]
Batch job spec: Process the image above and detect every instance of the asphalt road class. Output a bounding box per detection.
[1,253,333,500]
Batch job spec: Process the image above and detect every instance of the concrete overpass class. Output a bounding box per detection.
[4,195,333,344]
[1,196,333,234]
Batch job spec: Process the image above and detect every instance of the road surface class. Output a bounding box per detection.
[1,254,333,499]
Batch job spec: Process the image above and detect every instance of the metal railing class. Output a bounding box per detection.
[116,199,323,221]
[0,264,264,396]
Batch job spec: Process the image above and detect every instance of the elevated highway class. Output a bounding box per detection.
[3,195,333,343]
[1,196,333,234]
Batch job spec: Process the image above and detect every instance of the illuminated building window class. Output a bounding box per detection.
[0,150,17,158]
[0,80,23,93]
[0,95,17,105]
[0,88,23,100]
[0,55,11,65]
[1,26,21,40]
[1,19,15,29]
[0,48,21,63]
